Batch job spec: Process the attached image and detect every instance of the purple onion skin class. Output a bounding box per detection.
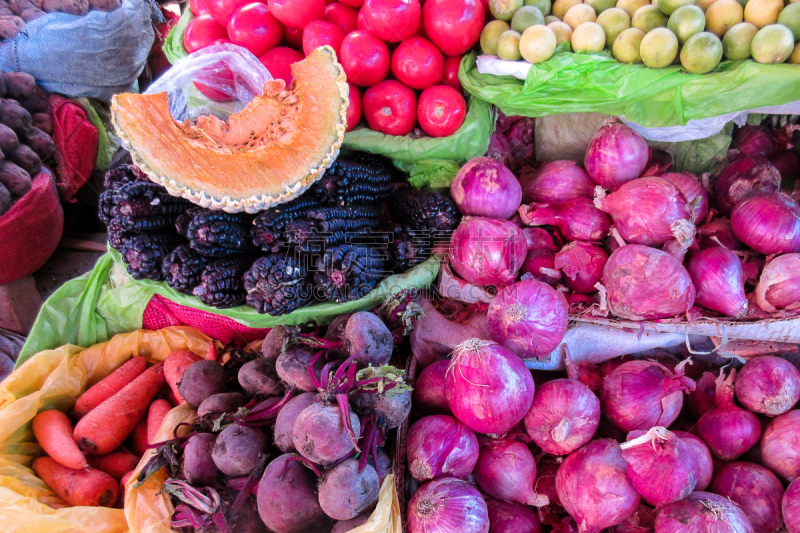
[450,217,527,287]
[487,280,568,359]
[474,438,540,506]
[733,125,775,160]
[698,218,742,250]
[486,499,543,533]
[522,160,595,204]
[451,157,522,220]
[755,253,800,313]
[601,360,695,433]
[687,371,718,419]
[407,415,479,482]
[535,458,563,511]
[602,245,696,321]
[613,504,656,533]
[783,479,800,533]
[525,378,601,456]
[521,248,560,285]
[407,477,490,533]
[642,148,673,178]
[413,360,452,416]
[710,462,784,533]
[659,172,709,224]
[445,340,536,435]
[486,131,512,168]
[555,242,608,294]
[714,157,781,216]
[762,410,800,482]
[672,431,713,491]
[654,492,754,533]
[735,356,800,416]
[687,247,747,317]
[731,192,800,255]
[519,198,612,242]
[584,120,649,191]
[556,439,641,532]
[772,150,800,178]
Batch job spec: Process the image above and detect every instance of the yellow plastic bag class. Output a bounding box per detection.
[0,326,210,533]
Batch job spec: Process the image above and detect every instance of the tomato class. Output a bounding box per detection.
[194,58,236,102]
[363,80,417,136]
[361,0,420,42]
[190,0,210,16]
[227,3,284,57]
[356,8,371,30]
[338,0,363,8]
[267,0,325,29]
[442,55,462,92]
[417,85,466,137]
[422,0,483,56]
[324,3,358,34]
[207,0,250,26]
[339,30,390,87]
[346,82,362,131]
[283,25,304,48]
[302,20,345,56]
[259,47,304,85]
[184,15,229,53]
[391,36,442,90]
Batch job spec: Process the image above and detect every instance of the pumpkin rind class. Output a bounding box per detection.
[111,46,349,213]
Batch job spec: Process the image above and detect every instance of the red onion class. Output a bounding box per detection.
[555,242,608,294]
[487,280,568,359]
[594,177,694,247]
[671,431,713,491]
[733,125,775,160]
[697,369,761,461]
[584,119,649,191]
[522,161,595,204]
[521,228,560,285]
[762,410,800,482]
[407,477,489,533]
[642,148,673,178]
[496,111,521,134]
[697,217,742,250]
[534,458,563,512]
[686,247,747,317]
[619,427,698,507]
[519,198,612,242]
[523,227,557,251]
[413,360,452,416]
[451,157,523,220]
[710,462,784,533]
[552,518,580,533]
[506,118,536,174]
[601,359,695,432]
[474,438,547,507]
[755,254,800,313]
[602,245,696,321]
[659,172,709,224]
[486,131,512,169]
[486,499,543,533]
[525,379,601,456]
[445,339,535,435]
[784,479,800,533]
[613,504,655,533]
[450,217,527,287]
[715,157,781,216]
[565,350,603,393]
[407,415,479,482]
[735,355,800,416]
[654,492,754,533]
[772,150,800,178]
[556,439,641,532]
[731,192,800,255]
[687,371,718,419]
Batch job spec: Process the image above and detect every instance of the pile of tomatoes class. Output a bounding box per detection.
[183,0,484,138]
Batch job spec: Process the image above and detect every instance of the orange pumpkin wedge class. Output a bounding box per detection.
[111,46,349,213]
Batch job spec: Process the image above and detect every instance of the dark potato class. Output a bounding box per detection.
[8,145,41,177]
[42,0,88,15]
[0,124,19,155]
[0,182,11,215]
[31,113,52,135]
[0,16,24,39]
[18,85,50,114]
[0,161,31,197]
[0,99,31,133]
[22,127,55,160]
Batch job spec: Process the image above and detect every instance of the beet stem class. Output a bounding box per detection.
[211,511,233,533]
[231,453,267,512]
[337,392,361,452]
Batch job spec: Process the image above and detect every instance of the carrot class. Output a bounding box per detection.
[73,363,164,455]
[73,357,148,419]
[33,457,119,507]
[164,349,201,404]
[146,399,172,445]
[32,410,88,470]
[129,413,149,456]
[119,470,134,504]
[86,452,139,481]
[205,342,218,361]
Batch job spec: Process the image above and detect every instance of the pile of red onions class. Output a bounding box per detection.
[487,280,568,359]
[642,148,673,177]
[407,477,489,533]
[450,217,527,286]
[601,359,695,432]
[762,410,800,482]
[687,371,719,419]
[613,504,655,533]
[731,192,800,255]
[406,415,479,482]
[659,172,709,224]
[555,242,608,294]
[485,499,543,533]
[524,378,601,456]
[522,160,595,204]
[474,438,547,507]
[445,339,535,435]
[584,119,649,191]
[710,461,784,533]
[755,254,800,313]
[451,157,522,220]
[698,217,742,250]
[686,247,748,317]
[783,479,800,533]
[714,157,781,216]
[735,355,800,416]
[413,360,451,416]
[521,228,561,285]
[655,492,754,533]
[733,125,775,159]
[672,430,714,490]
[602,245,696,321]
[519,198,612,243]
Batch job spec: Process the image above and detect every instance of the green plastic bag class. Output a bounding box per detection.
[460,53,800,129]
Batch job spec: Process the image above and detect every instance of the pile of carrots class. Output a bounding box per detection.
[31,348,208,508]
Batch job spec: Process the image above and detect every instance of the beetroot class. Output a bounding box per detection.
[238,358,284,397]
[197,392,245,418]
[183,433,219,486]
[292,402,361,466]
[318,459,380,520]
[178,360,229,407]
[331,514,370,533]
[212,425,267,477]
[276,346,326,392]
[343,312,393,366]
[351,387,411,429]
[274,392,317,453]
[262,326,288,359]
[413,359,451,415]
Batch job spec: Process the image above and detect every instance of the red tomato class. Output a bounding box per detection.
[184,15,229,53]
[302,20,346,56]
[338,0,364,7]
[227,3,284,57]
[206,0,250,26]
[361,0,420,42]
[283,25,304,48]
[324,3,358,34]
[346,82,362,131]
[259,47,304,85]
[194,59,236,102]
[190,0,210,16]
[442,55,463,92]
[339,30,390,87]
[356,8,371,30]
[417,85,466,137]
[267,0,325,29]
[391,36,442,90]
[363,80,417,136]
[422,0,483,56]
